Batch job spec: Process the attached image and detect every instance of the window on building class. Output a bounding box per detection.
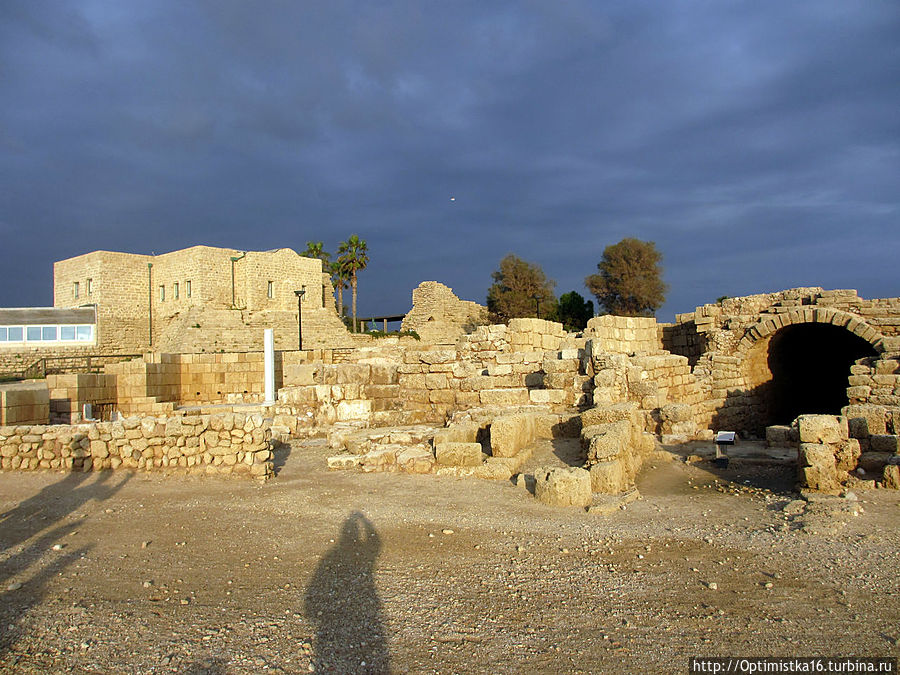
[159,285,165,301]
[87,278,93,295]
[73,281,79,299]
[174,282,179,299]
[186,280,192,297]
[267,281,274,299]
[2,324,93,343]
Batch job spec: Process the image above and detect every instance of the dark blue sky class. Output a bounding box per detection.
[1,1,898,321]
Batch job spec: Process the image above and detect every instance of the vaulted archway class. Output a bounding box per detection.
[739,311,881,428]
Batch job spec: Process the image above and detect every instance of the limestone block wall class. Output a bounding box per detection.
[0,413,274,480]
[507,318,568,353]
[585,315,662,354]
[846,357,900,409]
[401,282,488,344]
[47,373,117,424]
[0,382,49,425]
[0,344,98,376]
[794,414,859,493]
[584,340,703,437]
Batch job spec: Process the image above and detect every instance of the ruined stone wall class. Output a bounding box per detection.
[657,289,900,435]
[585,315,662,354]
[0,344,98,375]
[47,373,117,424]
[0,382,49,425]
[847,356,900,409]
[401,281,488,344]
[0,413,274,480]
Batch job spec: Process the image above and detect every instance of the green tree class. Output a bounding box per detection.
[557,291,594,331]
[302,241,331,267]
[337,234,369,331]
[486,254,557,323]
[330,260,349,318]
[585,238,668,317]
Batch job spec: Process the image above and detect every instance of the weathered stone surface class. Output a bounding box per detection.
[869,434,900,453]
[434,442,484,467]
[479,388,530,406]
[533,466,592,507]
[834,439,861,473]
[589,460,627,494]
[490,414,537,459]
[396,446,435,474]
[797,415,847,445]
[883,464,900,489]
[581,402,639,428]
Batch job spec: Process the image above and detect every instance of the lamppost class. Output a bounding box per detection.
[294,289,306,350]
[532,293,542,319]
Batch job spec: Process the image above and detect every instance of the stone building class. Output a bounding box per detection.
[50,245,352,354]
[400,281,488,344]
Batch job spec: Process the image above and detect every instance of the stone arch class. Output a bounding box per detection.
[737,309,881,428]
[737,308,885,355]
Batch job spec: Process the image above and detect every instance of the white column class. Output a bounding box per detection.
[264,329,275,404]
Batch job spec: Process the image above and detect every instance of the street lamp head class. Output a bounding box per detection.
[294,289,306,298]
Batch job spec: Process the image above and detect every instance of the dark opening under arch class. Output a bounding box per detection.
[764,323,877,425]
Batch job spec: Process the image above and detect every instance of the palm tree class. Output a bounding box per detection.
[302,241,331,267]
[330,260,350,319]
[337,235,369,332]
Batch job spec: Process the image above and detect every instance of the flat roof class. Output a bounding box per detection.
[0,306,96,325]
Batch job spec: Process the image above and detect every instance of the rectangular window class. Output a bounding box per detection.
[87,278,93,295]
[60,326,76,340]
[267,281,274,299]
[7,326,22,341]
[159,285,165,301]
[73,281,79,299]
[26,326,42,341]
[174,282,179,299]
[0,327,6,341]
[76,325,93,341]
[186,280,191,297]
[42,326,57,341]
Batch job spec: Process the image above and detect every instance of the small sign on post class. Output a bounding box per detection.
[714,431,735,468]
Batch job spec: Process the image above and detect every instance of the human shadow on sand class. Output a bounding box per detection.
[304,511,389,674]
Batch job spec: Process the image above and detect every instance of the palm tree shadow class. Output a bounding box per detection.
[304,511,389,674]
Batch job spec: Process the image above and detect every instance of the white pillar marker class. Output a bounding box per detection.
[264,329,275,404]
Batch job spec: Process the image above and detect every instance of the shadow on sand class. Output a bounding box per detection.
[305,511,389,674]
[0,471,132,661]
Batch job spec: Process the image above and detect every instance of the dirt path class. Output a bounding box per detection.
[1,440,899,674]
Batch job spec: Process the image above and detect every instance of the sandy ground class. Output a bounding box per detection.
[1,437,899,674]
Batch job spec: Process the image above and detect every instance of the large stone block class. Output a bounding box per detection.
[796,415,847,444]
[581,402,639,428]
[869,434,900,453]
[534,466,592,508]
[589,460,627,494]
[883,465,900,490]
[798,443,835,468]
[479,388,530,406]
[490,414,537,458]
[435,442,484,467]
[586,422,631,463]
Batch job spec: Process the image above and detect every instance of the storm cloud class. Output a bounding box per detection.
[1,1,898,319]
